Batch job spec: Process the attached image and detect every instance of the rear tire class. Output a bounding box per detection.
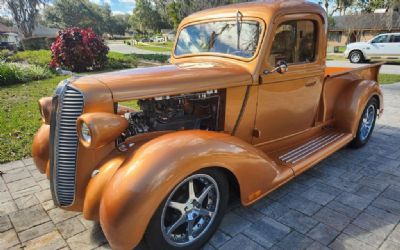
[350,98,378,148]
[349,50,364,63]
[145,169,229,250]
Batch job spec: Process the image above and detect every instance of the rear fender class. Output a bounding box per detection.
[334,79,383,135]
[99,130,286,250]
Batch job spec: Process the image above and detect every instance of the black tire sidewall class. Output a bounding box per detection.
[144,168,229,250]
[351,98,378,148]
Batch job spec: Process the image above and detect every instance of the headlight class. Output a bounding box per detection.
[77,113,128,149]
[80,123,92,144]
[38,97,52,124]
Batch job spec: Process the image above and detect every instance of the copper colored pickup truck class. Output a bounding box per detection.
[33,1,383,249]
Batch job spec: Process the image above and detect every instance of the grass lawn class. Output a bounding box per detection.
[327,54,347,61]
[379,74,400,84]
[134,42,173,53]
[0,76,68,163]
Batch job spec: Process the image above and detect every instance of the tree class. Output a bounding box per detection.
[166,1,181,29]
[319,0,354,15]
[129,0,166,33]
[357,0,400,12]
[0,16,13,27]
[109,15,130,36]
[1,0,48,37]
[159,0,250,30]
[43,0,112,35]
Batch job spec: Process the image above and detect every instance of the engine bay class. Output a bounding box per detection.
[117,90,224,149]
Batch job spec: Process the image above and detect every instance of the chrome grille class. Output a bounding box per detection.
[53,86,84,206]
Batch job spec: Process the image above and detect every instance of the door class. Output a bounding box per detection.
[388,34,400,57]
[368,34,391,58]
[253,16,324,145]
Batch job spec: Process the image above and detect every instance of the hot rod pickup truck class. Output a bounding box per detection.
[33,1,383,249]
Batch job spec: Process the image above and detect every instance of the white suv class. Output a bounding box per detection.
[344,33,400,63]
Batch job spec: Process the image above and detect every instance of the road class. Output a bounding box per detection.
[107,41,170,56]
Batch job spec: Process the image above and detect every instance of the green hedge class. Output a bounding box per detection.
[10,50,52,67]
[0,62,53,86]
[133,53,170,63]
[107,52,138,69]
[21,37,56,50]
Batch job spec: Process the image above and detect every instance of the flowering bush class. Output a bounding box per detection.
[50,28,109,72]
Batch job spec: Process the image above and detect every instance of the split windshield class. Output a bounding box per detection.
[174,20,262,59]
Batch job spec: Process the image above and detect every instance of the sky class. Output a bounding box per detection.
[89,0,136,15]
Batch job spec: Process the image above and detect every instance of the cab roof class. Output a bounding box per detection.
[182,0,326,25]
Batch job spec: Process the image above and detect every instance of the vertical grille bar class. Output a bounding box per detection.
[53,86,84,206]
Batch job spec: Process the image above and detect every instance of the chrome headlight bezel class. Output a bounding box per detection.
[80,122,92,144]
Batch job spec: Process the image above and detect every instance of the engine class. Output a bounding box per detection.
[118,90,223,145]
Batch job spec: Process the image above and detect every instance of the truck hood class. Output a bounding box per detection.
[347,42,370,48]
[73,62,252,101]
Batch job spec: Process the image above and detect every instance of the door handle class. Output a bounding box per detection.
[305,81,316,87]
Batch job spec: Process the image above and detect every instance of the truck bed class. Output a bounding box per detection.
[324,63,383,80]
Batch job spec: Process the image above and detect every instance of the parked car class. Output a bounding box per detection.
[139,37,153,43]
[344,33,400,63]
[153,36,165,42]
[0,32,19,51]
[33,1,383,249]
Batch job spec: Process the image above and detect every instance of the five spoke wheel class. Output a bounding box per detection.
[359,104,376,141]
[161,174,220,247]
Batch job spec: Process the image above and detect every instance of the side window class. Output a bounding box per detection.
[390,35,400,43]
[371,35,389,43]
[269,20,317,66]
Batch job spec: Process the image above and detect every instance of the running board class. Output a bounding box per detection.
[278,131,349,165]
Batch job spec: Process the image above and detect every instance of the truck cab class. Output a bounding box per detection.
[33,1,383,249]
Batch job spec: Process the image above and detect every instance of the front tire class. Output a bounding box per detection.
[350,98,378,148]
[145,169,229,250]
[349,50,364,63]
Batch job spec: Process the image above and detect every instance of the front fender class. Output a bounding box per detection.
[334,79,383,135]
[99,130,288,250]
[32,124,50,174]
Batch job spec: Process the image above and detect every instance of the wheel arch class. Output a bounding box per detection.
[348,49,365,59]
[211,166,241,203]
[333,79,383,135]
[98,130,283,249]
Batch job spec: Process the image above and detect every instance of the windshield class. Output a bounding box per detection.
[175,20,262,59]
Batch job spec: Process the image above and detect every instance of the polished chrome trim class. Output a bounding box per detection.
[279,132,345,165]
[50,82,84,207]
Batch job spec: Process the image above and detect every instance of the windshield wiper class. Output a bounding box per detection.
[236,10,243,50]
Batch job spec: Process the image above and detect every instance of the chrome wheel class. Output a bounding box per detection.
[359,104,376,141]
[350,51,362,63]
[161,174,220,247]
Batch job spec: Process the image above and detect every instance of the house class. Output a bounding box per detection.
[32,24,59,38]
[0,23,19,50]
[161,29,176,41]
[328,10,400,50]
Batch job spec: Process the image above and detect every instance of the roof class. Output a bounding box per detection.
[32,24,59,37]
[330,11,400,31]
[0,23,12,33]
[182,0,326,25]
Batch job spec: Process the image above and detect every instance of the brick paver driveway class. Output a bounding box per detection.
[1,83,400,250]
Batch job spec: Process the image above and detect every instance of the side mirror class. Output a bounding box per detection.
[264,60,288,75]
[275,61,288,74]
